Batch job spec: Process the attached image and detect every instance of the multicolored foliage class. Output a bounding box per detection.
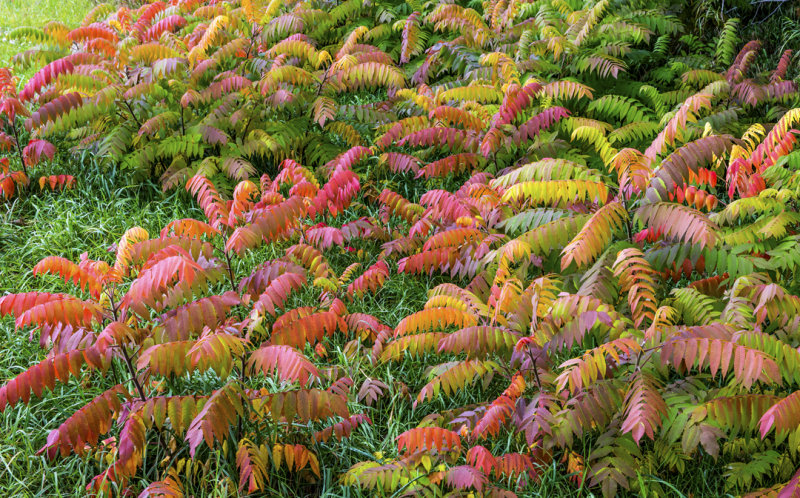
[0,66,74,200]
[2,0,800,496]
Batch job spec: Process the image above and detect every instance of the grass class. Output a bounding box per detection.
[0,0,94,27]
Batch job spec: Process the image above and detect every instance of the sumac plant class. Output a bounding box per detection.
[0,68,74,199]
[0,163,379,495]
[3,0,800,496]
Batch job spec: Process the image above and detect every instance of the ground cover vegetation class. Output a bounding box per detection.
[1,0,800,496]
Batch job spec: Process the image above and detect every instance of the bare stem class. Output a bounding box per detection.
[9,119,26,174]
[224,251,237,292]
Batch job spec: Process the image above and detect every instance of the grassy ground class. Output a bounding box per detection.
[0,0,94,27]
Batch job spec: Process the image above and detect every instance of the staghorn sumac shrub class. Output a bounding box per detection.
[0,161,387,495]
[0,67,74,200]
[4,0,800,497]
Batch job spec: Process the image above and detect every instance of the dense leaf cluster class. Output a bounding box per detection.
[2,0,800,496]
